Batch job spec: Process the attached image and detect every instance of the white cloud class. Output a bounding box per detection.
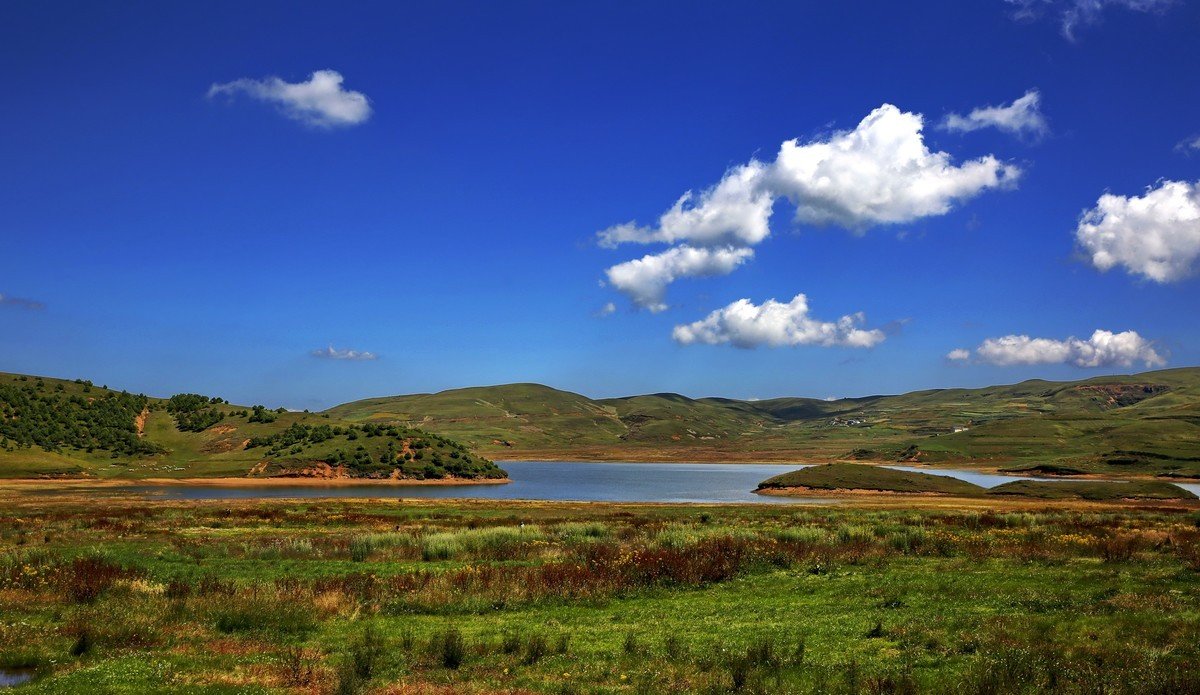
[968,330,1164,368]
[311,345,378,361]
[672,294,886,349]
[208,70,371,128]
[605,246,753,313]
[941,90,1049,138]
[596,302,617,317]
[1005,0,1176,40]
[767,105,1020,230]
[1075,179,1200,283]
[946,348,971,361]
[597,162,773,249]
[599,104,1019,309]
[1176,135,1200,153]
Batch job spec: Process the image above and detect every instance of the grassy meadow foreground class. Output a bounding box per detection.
[2,489,1199,694]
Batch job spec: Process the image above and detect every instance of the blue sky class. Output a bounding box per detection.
[1,1,1198,408]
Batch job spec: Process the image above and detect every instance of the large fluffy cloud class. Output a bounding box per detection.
[599,104,1020,309]
[208,70,372,128]
[672,294,885,349]
[941,90,1049,138]
[605,246,753,313]
[1075,180,1200,283]
[765,105,1020,230]
[954,329,1164,368]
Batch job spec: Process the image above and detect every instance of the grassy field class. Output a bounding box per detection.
[1,488,1199,694]
[325,368,1200,475]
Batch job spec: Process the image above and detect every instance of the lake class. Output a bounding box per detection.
[102,461,1200,504]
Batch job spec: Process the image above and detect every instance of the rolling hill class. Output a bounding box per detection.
[0,372,506,481]
[326,367,1200,476]
[3,367,1198,479]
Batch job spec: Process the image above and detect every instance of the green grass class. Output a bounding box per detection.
[988,479,1199,501]
[2,491,1199,693]
[757,464,986,495]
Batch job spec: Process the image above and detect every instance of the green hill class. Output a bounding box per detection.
[757,463,985,495]
[0,372,505,481]
[5,367,1199,479]
[326,367,1200,475]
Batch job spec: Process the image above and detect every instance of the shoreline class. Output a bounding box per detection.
[491,457,1200,483]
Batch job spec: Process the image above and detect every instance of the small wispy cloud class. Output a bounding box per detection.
[0,293,45,311]
[1176,134,1200,154]
[941,89,1049,139]
[946,348,972,362]
[595,302,617,317]
[311,345,378,361]
[1004,0,1176,41]
[208,69,372,128]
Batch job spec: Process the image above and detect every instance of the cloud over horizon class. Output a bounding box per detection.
[952,329,1164,368]
[941,89,1049,138]
[208,70,372,128]
[672,294,886,349]
[599,104,1020,311]
[311,345,378,361]
[1075,179,1200,283]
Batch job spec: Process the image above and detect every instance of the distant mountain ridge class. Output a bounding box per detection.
[325,367,1200,475]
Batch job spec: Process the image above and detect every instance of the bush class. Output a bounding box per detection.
[64,555,131,604]
[522,632,549,665]
[1098,532,1142,563]
[348,624,385,679]
[349,537,374,562]
[436,627,466,669]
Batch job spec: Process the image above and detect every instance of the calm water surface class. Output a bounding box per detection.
[122,462,824,504]
[95,461,1200,504]
[0,670,35,688]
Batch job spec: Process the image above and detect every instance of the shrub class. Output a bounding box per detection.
[501,629,522,655]
[348,624,385,679]
[522,633,549,665]
[421,534,460,562]
[69,624,93,657]
[63,554,132,604]
[280,646,316,687]
[1098,532,1142,563]
[436,627,466,669]
[349,537,374,563]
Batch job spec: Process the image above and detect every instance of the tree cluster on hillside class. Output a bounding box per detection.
[246,421,504,479]
[0,381,161,456]
[166,393,226,432]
